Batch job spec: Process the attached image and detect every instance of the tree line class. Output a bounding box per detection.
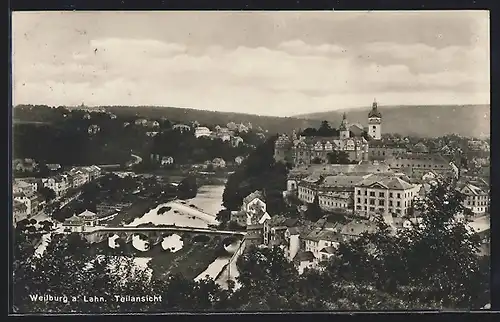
[13,105,263,169]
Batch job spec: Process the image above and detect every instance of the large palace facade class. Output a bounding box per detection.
[274,100,382,166]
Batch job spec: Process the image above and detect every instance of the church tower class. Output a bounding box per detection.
[339,112,350,139]
[368,99,382,140]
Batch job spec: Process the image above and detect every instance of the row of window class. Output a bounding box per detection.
[357,190,413,199]
[467,195,488,200]
[320,200,348,208]
[356,198,408,207]
[392,163,446,168]
[466,201,488,206]
[355,205,408,215]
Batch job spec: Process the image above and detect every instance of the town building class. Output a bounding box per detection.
[214,131,231,142]
[340,219,378,242]
[230,210,247,227]
[241,191,271,226]
[293,251,316,274]
[195,126,212,138]
[284,227,302,261]
[161,156,174,166]
[297,174,367,209]
[238,123,249,133]
[234,156,245,165]
[47,163,62,171]
[303,228,341,263]
[290,132,369,165]
[172,124,192,133]
[411,142,430,154]
[318,191,353,213]
[287,161,394,198]
[385,153,456,179]
[457,181,489,216]
[353,174,419,218]
[134,118,148,126]
[227,122,238,131]
[231,136,244,147]
[148,120,160,128]
[88,124,100,135]
[42,175,70,197]
[274,100,384,165]
[368,140,408,160]
[349,123,365,137]
[62,210,99,232]
[13,191,40,217]
[13,158,37,172]
[13,178,38,194]
[262,216,299,246]
[211,158,226,168]
[13,200,28,224]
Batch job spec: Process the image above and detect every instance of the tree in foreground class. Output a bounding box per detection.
[12,178,488,312]
[323,177,489,309]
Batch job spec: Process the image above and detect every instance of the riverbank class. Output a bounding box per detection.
[107,184,225,228]
[90,233,224,281]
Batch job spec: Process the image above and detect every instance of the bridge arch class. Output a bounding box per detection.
[131,233,151,252]
[192,234,211,244]
[159,233,184,252]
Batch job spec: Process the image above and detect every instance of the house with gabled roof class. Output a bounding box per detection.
[457,181,489,216]
[340,219,378,241]
[293,251,316,274]
[303,228,342,262]
[262,215,299,246]
[62,209,99,232]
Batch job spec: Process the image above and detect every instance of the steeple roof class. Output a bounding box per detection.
[339,112,348,131]
[368,99,382,118]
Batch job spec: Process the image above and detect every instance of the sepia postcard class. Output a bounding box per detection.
[10,10,490,313]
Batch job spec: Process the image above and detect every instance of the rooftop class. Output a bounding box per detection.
[319,246,337,254]
[293,251,315,262]
[341,220,377,236]
[356,174,414,190]
[243,190,264,204]
[305,228,341,242]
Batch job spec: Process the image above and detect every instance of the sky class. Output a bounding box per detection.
[12,11,490,116]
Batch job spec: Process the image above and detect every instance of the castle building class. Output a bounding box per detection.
[368,99,382,140]
[274,100,382,166]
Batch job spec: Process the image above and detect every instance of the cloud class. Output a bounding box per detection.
[13,36,489,116]
[90,38,187,58]
[277,40,346,56]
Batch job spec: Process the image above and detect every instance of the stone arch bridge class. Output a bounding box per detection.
[81,226,246,249]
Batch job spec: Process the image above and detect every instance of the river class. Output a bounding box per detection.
[34,184,238,284]
[122,184,233,280]
[126,185,225,228]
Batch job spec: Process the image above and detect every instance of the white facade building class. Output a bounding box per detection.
[195,127,212,138]
[457,182,489,216]
[354,174,419,218]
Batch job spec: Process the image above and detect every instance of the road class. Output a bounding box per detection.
[127,153,143,168]
[82,225,246,236]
